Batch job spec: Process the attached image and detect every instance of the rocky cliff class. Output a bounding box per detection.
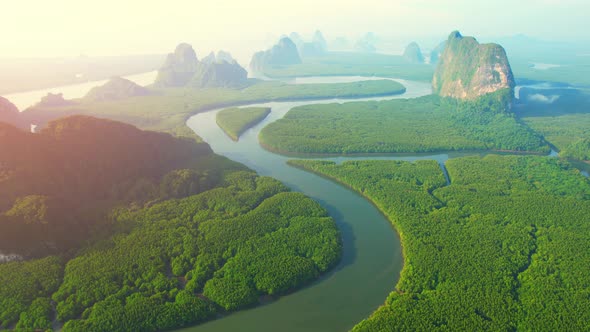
[403,42,424,63]
[154,43,199,87]
[191,52,248,88]
[155,44,247,88]
[432,31,515,100]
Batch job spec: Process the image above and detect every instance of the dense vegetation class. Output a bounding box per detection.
[0,256,63,330]
[290,155,590,330]
[0,117,341,331]
[0,171,341,331]
[216,107,271,141]
[55,172,339,331]
[517,87,590,161]
[23,79,406,137]
[260,92,547,155]
[0,116,214,256]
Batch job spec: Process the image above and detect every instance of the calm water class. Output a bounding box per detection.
[5,71,157,110]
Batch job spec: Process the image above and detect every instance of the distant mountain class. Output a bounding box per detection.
[287,30,328,58]
[0,96,27,130]
[313,30,328,51]
[155,44,247,88]
[433,31,515,100]
[250,37,302,72]
[85,77,152,102]
[154,43,200,87]
[403,42,425,63]
[34,93,74,108]
[190,52,248,88]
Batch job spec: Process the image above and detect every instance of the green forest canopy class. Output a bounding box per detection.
[289,155,590,331]
[260,91,547,155]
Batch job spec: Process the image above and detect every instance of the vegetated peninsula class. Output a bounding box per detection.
[433,31,515,100]
[259,92,546,155]
[155,43,247,88]
[0,116,341,331]
[403,42,424,63]
[216,107,271,141]
[250,37,302,73]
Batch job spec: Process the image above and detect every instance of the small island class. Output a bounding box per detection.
[216,107,271,141]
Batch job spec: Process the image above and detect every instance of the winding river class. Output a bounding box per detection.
[183,77,463,332]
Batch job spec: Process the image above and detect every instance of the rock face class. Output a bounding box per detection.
[403,42,424,63]
[433,31,515,100]
[250,37,302,72]
[0,96,27,129]
[85,77,152,102]
[190,52,248,88]
[154,43,200,87]
[155,44,247,88]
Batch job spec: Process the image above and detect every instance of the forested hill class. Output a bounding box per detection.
[0,116,342,332]
[433,31,515,100]
[0,116,214,255]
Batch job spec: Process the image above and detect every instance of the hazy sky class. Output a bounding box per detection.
[2,0,588,60]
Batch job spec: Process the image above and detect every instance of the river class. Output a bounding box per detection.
[183,77,441,332]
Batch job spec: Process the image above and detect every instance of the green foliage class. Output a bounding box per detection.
[216,107,271,141]
[260,94,547,155]
[5,195,49,225]
[291,155,590,331]
[0,256,62,328]
[15,297,53,331]
[40,171,341,330]
[518,87,590,161]
[561,138,590,160]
